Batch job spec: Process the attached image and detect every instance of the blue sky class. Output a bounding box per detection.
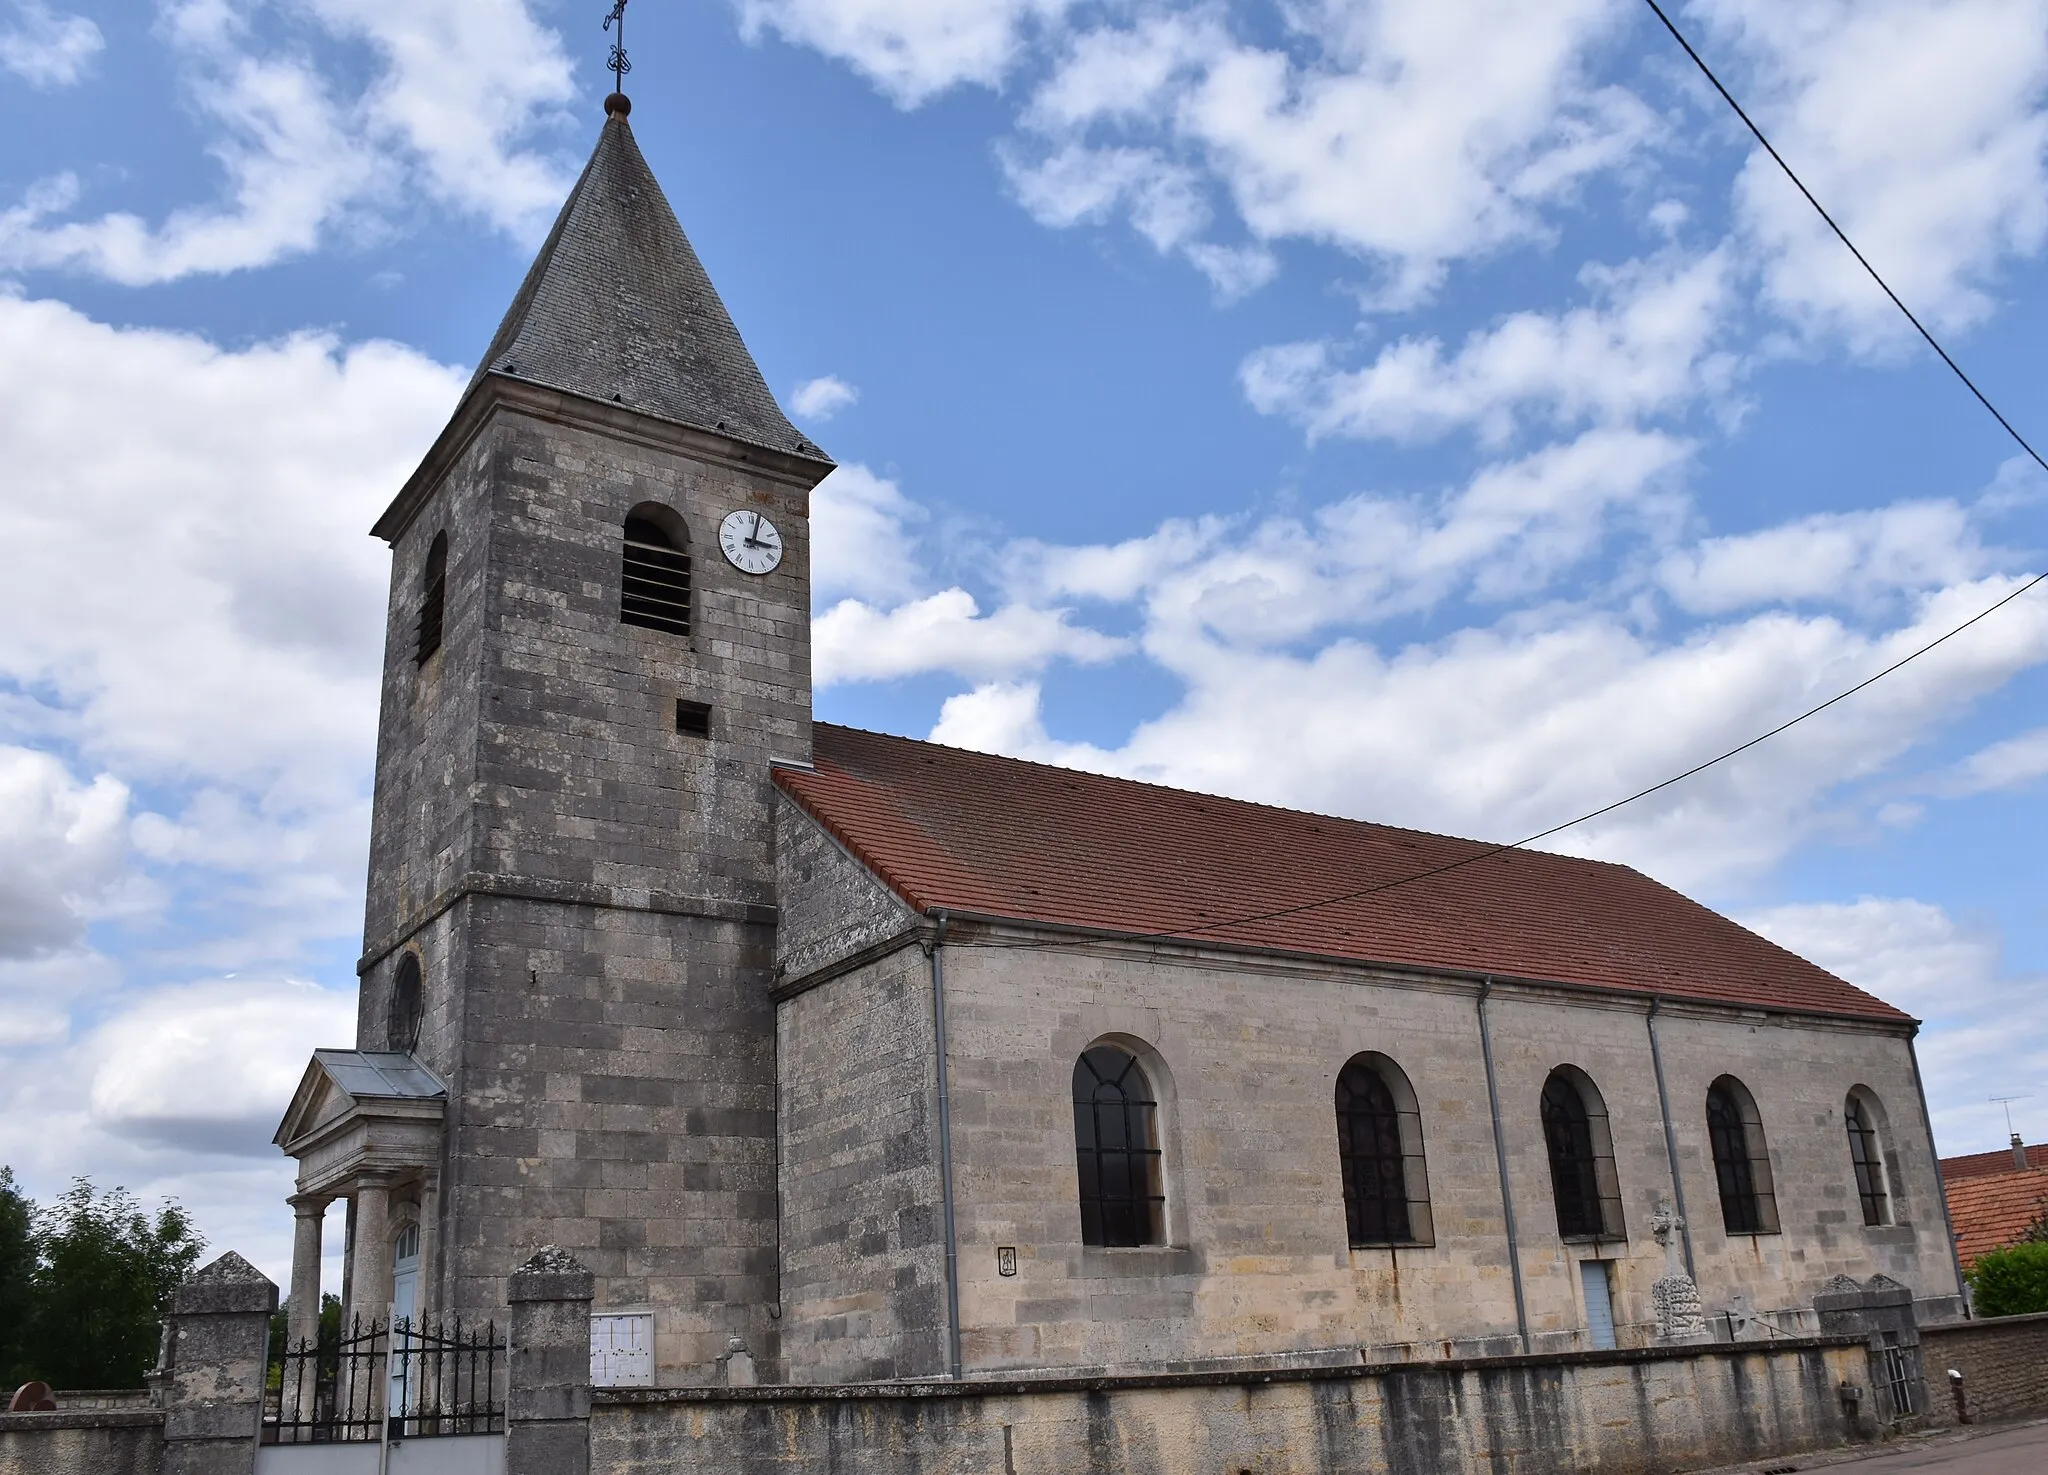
[1,0,2046,1283]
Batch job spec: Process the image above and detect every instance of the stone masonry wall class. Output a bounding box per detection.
[773,794,919,987]
[0,1412,162,1475]
[1921,1311,2048,1426]
[934,933,1960,1374]
[588,1338,1876,1475]
[356,394,823,1381]
[777,941,948,1382]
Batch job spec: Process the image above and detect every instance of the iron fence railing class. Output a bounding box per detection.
[264,1315,504,1444]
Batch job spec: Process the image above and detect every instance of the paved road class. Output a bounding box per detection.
[1812,1422,2048,1472]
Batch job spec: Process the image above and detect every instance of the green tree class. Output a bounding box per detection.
[0,1168,34,1386]
[19,1178,206,1389]
[1967,1240,2048,1318]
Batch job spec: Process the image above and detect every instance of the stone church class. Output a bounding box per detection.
[271,96,1966,1393]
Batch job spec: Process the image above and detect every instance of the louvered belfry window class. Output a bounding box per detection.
[620,515,691,637]
[1073,1045,1165,1247]
[415,532,448,664]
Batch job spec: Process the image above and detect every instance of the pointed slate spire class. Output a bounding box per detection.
[469,101,826,463]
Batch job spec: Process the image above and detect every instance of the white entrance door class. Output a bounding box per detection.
[1580,1259,1617,1350]
[389,1223,422,1416]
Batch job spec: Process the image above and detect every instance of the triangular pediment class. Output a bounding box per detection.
[273,1049,446,1151]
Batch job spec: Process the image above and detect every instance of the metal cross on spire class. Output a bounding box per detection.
[604,0,631,98]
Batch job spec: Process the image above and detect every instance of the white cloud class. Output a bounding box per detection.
[1242,251,1737,445]
[791,374,859,420]
[815,589,1124,684]
[1700,0,2048,350]
[810,463,925,602]
[0,748,131,960]
[738,0,1071,105]
[1659,500,1998,616]
[0,0,101,87]
[1042,428,1690,644]
[1947,724,2048,796]
[1006,0,1657,304]
[1741,898,2048,1154]
[0,0,575,283]
[86,976,356,1157]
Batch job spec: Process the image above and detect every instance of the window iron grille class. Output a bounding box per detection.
[1336,1060,1413,1246]
[1073,1046,1164,1247]
[1542,1073,1612,1240]
[1847,1095,1890,1227]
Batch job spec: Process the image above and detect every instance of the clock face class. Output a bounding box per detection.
[718,510,784,575]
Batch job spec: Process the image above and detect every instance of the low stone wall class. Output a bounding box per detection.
[1921,1311,2048,1427]
[590,1338,1877,1475]
[0,1409,164,1475]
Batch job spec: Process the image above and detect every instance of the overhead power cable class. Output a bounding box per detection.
[1640,0,2048,480]
[958,2,2048,952]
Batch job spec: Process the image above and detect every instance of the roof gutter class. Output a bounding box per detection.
[1476,979,1531,1355]
[928,910,964,1378]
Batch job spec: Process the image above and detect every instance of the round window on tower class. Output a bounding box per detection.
[389,953,424,1054]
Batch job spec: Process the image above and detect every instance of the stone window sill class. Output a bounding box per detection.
[1080,1245,1198,1278]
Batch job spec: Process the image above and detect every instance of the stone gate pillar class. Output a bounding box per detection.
[156,1250,279,1475]
[508,1246,593,1475]
[1816,1273,1925,1426]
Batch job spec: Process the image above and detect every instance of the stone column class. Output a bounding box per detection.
[508,1247,594,1475]
[417,1172,441,1320]
[286,1195,327,1350]
[156,1250,279,1475]
[347,1175,394,1329]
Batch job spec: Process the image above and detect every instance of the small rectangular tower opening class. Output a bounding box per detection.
[676,699,712,738]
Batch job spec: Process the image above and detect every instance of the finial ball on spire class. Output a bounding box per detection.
[605,92,632,118]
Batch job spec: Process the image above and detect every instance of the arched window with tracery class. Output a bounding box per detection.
[1845,1087,1892,1227]
[415,531,447,664]
[620,506,692,637]
[1707,1075,1779,1234]
[1072,1044,1164,1247]
[388,953,423,1054]
[1335,1054,1432,1247]
[1542,1067,1624,1241]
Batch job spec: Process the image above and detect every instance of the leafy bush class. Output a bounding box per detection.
[0,1171,206,1390]
[1968,1240,2048,1318]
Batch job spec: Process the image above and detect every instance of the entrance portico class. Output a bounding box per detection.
[272,1050,447,1339]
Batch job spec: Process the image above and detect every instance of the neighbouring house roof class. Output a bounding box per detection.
[1941,1155,2048,1266]
[463,110,827,465]
[773,724,1911,1024]
[1940,1141,2048,1180]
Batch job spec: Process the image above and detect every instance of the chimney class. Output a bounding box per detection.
[2013,1133,2029,1171]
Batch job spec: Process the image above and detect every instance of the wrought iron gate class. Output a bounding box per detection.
[265,1316,505,1444]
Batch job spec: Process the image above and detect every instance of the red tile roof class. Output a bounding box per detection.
[1941,1162,2048,1266]
[1941,1142,2048,1181]
[775,725,1911,1023]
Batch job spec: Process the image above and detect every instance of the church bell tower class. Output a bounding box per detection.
[315,92,833,1381]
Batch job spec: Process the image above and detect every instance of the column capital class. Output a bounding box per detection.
[288,1192,330,1216]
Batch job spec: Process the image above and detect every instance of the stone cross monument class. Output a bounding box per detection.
[1650,1198,1710,1343]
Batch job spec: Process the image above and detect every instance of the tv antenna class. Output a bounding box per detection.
[1991,1094,2032,1138]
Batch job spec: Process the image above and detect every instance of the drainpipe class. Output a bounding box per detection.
[1645,997,1697,1281]
[1476,979,1531,1354]
[1906,1031,1970,1316]
[929,910,964,1377]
